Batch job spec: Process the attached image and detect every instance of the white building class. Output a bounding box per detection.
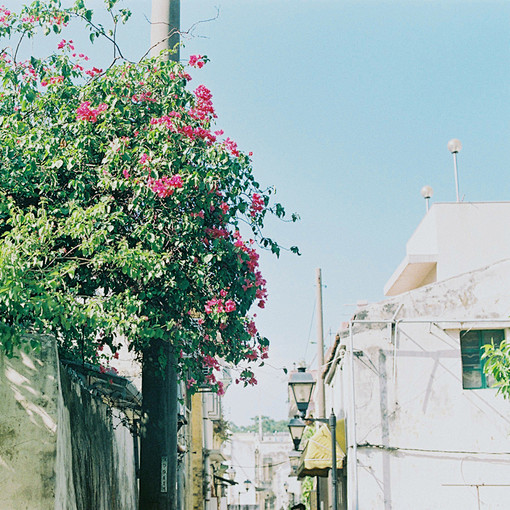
[324,202,510,510]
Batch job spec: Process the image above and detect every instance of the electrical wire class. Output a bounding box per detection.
[303,299,316,362]
[358,442,510,455]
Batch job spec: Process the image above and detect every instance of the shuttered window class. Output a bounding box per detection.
[460,329,505,389]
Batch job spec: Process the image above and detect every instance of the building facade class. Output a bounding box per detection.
[224,429,301,510]
[324,202,510,509]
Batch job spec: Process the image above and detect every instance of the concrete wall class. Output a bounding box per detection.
[0,336,137,510]
[0,336,59,510]
[331,260,510,509]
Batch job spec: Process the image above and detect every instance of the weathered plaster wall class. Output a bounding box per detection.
[332,260,510,509]
[58,367,137,510]
[0,336,137,510]
[0,335,59,510]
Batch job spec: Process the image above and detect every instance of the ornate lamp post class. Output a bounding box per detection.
[288,368,338,510]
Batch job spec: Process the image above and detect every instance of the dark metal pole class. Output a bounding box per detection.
[330,411,338,510]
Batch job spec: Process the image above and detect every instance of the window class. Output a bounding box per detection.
[460,329,505,389]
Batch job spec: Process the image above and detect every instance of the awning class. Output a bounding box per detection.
[297,420,346,478]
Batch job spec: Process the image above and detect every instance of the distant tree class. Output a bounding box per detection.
[230,416,290,434]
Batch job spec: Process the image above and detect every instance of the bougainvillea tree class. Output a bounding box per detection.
[0,0,297,393]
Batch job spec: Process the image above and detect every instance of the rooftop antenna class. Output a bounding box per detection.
[420,185,433,212]
[447,138,462,202]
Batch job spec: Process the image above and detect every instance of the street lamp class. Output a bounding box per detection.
[244,479,251,492]
[288,416,307,451]
[288,368,338,510]
[288,366,316,417]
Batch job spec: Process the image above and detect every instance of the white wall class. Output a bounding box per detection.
[386,202,510,295]
[330,260,510,509]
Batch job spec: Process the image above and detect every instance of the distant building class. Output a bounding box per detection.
[223,428,301,510]
[323,202,510,509]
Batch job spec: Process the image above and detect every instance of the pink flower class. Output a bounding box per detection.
[204,355,220,370]
[76,101,108,123]
[147,174,183,198]
[186,377,196,389]
[245,350,258,361]
[85,67,103,78]
[122,168,130,179]
[189,54,205,68]
[139,153,150,165]
[224,300,236,313]
[250,193,265,217]
[224,137,239,157]
[219,202,229,214]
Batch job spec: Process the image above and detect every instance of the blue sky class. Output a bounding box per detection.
[9,0,510,424]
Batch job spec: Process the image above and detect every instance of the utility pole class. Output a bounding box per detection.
[316,268,329,510]
[139,2,180,509]
[316,268,325,419]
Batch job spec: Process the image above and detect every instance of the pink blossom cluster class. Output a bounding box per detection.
[0,6,11,26]
[246,320,258,337]
[205,226,229,239]
[76,101,108,123]
[179,124,216,143]
[189,54,205,69]
[205,296,237,315]
[21,15,38,23]
[203,355,220,370]
[235,374,257,386]
[250,193,265,217]
[151,107,218,144]
[147,174,183,198]
[52,15,67,26]
[190,85,216,121]
[233,231,267,309]
[22,64,37,83]
[203,372,225,395]
[223,137,239,157]
[57,39,74,50]
[150,112,181,128]
[85,66,102,78]
[169,71,192,82]
[72,53,89,61]
[139,153,150,165]
[132,91,156,103]
[41,75,64,86]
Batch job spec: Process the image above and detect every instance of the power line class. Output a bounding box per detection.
[358,442,510,456]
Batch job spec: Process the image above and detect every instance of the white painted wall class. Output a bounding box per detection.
[329,259,510,510]
[386,202,510,295]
